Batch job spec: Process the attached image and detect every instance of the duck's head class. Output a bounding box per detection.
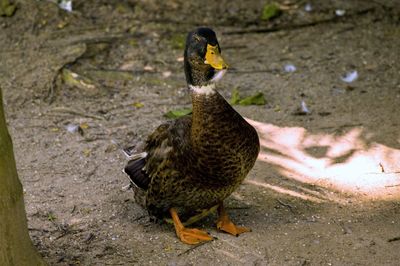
[184,27,228,90]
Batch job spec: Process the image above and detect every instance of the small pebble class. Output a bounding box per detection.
[301,100,310,114]
[304,3,312,12]
[66,124,79,133]
[284,64,296,72]
[335,9,346,16]
[59,0,72,12]
[341,70,358,83]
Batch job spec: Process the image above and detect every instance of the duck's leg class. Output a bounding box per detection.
[169,208,213,245]
[216,202,251,236]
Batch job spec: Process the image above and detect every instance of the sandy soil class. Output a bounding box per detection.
[1,0,400,265]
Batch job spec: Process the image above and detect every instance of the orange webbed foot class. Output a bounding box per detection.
[169,208,213,245]
[177,227,213,245]
[216,203,251,237]
[217,217,251,236]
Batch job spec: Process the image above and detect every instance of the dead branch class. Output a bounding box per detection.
[224,7,375,35]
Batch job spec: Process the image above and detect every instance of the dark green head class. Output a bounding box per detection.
[184,28,228,87]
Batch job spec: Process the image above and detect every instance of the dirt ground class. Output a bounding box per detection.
[1,0,400,265]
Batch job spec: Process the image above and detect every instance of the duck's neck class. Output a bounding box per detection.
[190,83,223,118]
[190,85,238,141]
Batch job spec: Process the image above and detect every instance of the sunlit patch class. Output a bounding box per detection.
[244,179,326,203]
[246,119,400,201]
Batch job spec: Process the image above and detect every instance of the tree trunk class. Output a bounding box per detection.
[0,88,45,265]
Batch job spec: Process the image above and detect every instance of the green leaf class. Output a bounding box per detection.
[239,92,266,106]
[132,102,144,108]
[261,3,281,21]
[164,108,192,119]
[0,0,16,17]
[230,88,241,105]
[230,89,266,106]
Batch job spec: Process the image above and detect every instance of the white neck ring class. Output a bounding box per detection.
[189,84,216,96]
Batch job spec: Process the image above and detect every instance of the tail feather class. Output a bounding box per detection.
[124,157,150,190]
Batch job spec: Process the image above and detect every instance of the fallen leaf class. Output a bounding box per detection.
[162,71,172,78]
[105,144,117,153]
[80,122,89,129]
[57,20,69,29]
[132,102,144,108]
[239,92,266,106]
[164,108,192,119]
[230,88,241,105]
[62,69,96,91]
[261,3,281,21]
[83,148,91,157]
[144,65,154,71]
[0,0,16,17]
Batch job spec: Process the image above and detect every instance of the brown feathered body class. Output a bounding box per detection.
[125,90,259,221]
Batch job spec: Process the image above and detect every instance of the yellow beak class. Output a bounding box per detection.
[204,44,228,70]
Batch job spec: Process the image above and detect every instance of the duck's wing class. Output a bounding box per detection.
[145,115,192,179]
[124,115,192,190]
[124,154,149,189]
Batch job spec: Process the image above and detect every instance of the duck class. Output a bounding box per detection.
[124,27,260,245]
